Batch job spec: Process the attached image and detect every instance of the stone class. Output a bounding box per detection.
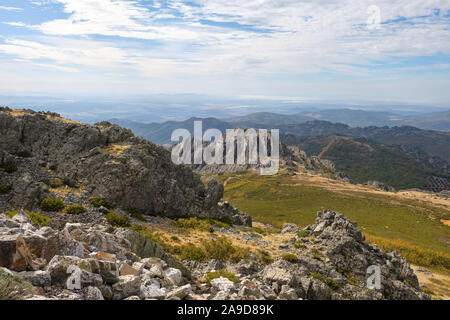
[88,251,116,262]
[140,278,165,300]
[165,284,192,299]
[77,258,119,284]
[0,234,36,271]
[19,270,51,287]
[99,285,113,300]
[281,223,299,234]
[84,286,104,300]
[45,255,81,284]
[0,268,36,300]
[119,262,139,276]
[164,268,183,286]
[210,277,235,292]
[279,285,298,300]
[112,275,141,300]
[11,210,32,224]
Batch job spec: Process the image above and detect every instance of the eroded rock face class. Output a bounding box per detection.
[0,194,431,300]
[0,109,251,225]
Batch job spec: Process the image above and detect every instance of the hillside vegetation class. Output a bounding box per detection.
[293,136,450,190]
[211,171,450,272]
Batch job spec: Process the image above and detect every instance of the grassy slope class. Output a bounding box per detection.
[213,171,450,271]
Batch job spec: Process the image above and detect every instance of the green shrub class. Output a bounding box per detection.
[175,217,214,232]
[66,205,87,215]
[203,238,250,263]
[106,212,131,228]
[16,151,32,158]
[294,241,307,249]
[125,208,145,221]
[127,224,165,245]
[0,185,11,194]
[175,217,232,232]
[49,165,57,171]
[40,198,65,212]
[171,235,180,242]
[205,270,238,286]
[311,248,322,260]
[42,179,62,188]
[89,197,114,209]
[6,210,51,227]
[177,238,250,263]
[179,243,208,261]
[312,272,340,292]
[282,253,299,263]
[258,249,274,264]
[297,230,310,238]
[0,162,17,173]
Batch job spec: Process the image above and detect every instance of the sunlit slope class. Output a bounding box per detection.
[211,170,450,271]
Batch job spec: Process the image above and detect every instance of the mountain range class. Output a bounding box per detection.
[109,111,450,192]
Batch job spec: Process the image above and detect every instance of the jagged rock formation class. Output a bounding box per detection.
[185,210,429,300]
[0,108,250,225]
[0,209,429,300]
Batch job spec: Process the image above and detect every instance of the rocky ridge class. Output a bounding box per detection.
[0,209,429,300]
[0,108,250,225]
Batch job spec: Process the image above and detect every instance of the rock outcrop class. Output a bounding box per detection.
[0,108,250,225]
[0,209,429,300]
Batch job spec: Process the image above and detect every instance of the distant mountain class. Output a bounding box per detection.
[109,116,450,162]
[226,112,314,126]
[287,135,450,191]
[403,110,450,131]
[278,121,450,162]
[110,117,231,145]
[230,109,450,131]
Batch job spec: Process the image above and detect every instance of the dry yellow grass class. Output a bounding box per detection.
[101,143,132,155]
[49,186,84,197]
[46,114,82,125]
[412,265,450,300]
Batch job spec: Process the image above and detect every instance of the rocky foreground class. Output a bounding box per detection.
[0,108,430,300]
[0,209,429,300]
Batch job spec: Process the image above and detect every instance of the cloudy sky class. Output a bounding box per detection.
[0,0,449,105]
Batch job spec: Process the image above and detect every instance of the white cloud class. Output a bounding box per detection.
[0,6,23,11]
[0,0,449,101]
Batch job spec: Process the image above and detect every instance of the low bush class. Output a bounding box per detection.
[0,162,17,173]
[365,233,450,273]
[179,243,208,261]
[177,238,250,263]
[106,212,131,228]
[311,248,322,260]
[16,151,32,158]
[282,253,299,263]
[66,205,87,215]
[258,249,274,264]
[205,270,238,286]
[175,217,232,233]
[0,185,11,194]
[297,230,310,238]
[6,210,51,227]
[125,208,145,221]
[40,198,65,212]
[89,197,114,209]
[127,224,165,245]
[42,179,62,188]
[312,272,340,292]
[294,241,307,249]
[175,217,214,232]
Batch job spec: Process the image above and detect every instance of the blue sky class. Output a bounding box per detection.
[0,0,449,106]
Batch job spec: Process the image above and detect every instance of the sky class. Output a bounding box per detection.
[0,0,449,106]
